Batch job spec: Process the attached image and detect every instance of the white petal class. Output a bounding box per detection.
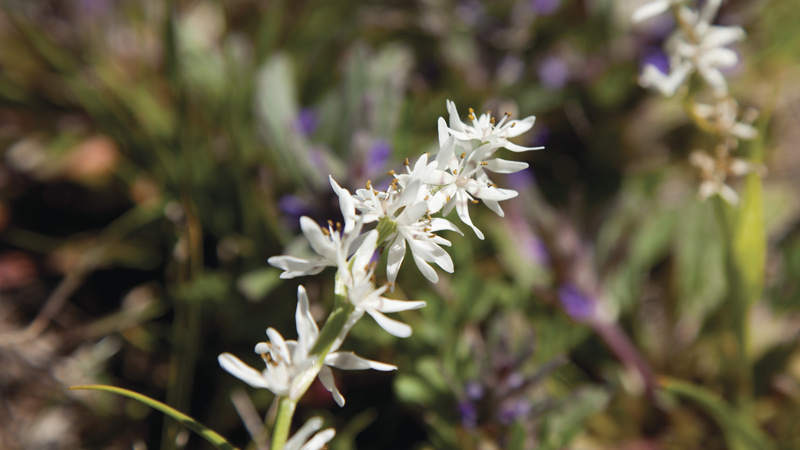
[218,353,269,389]
[284,417,323,450]
[467,183,518,202]
[484,159,529,174]
[455,193,484,240]
[295,286,319,355]
[318,366,345,407]
[266,328,290,362]
[299,217,336,261]
[386,237,406,285]
[483,198,505,217]
[435,135,456,170]
[373,297,426,313]
[351,230,378,272]
[367,310,413,338]
[502,116,536,138]
[411,251,439,283]
[703,26,745,48]
[631,0,671,23]
[267,255,328,279]
[325,352,397,371]
[437,117,449,147]
[299,429,336,450]
[447,99,466,133]
[503,141,544,152]
[697,66,728,96]
[429,217,462,235]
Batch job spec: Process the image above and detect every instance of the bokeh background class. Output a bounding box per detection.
[1,0,799,449]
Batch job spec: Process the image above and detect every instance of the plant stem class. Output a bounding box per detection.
[270,397,298,450]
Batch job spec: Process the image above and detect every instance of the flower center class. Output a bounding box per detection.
[456,175,470,188]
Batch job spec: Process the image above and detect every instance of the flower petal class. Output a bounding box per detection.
[325,352,397,371]
[367,309,414,338]
[218,353,269,389]
[318,366,345,407]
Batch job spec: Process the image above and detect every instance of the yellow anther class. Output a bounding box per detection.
[460,152,466,159]
[490,117,496,125]
[469,107,475,113]
[510,123,516,128]
[366,180,372,189]
[446,196,451,202]
[453,169,458,175]
[480,161,488,166]
[471,200,479,204]
[468,114,475,121]
[404,158,410,166]
[387,169,396,176]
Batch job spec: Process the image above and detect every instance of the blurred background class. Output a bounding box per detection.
[1,0,799,449]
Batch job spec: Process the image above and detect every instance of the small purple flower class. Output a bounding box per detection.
[641,47,670,75]
[558,283,596,321]
[458,400,479,429]
[497,399,531,425]
[530,0,560,15]
[279,194,310,219]
[294,108,319,136]
[507,168,536,192]
[538,56,570,89]
[366,140,392,175]
[465,381,485,400]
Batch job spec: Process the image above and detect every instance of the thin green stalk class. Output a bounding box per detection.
[270,397,298,450]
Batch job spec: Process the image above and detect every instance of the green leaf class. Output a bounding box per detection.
[732,172,766,305]
[70,385,239,450]
[658,377,775,450]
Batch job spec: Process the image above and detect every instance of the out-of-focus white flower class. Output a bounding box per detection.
[218,286,395,406]
[692,98,758,140]
[268,185,364,279]
[284,417,335,450]
[639,0,745,96]
[444,100,543,152]
[689,150,763,205]
[343,231,426,337]
[631,0,683,23]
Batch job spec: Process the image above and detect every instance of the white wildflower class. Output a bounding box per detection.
[218,286,395,406]
[343,230,426,337]
[639,0,745,96]
[689,149,763,205]
[444,100,543,152]
[692,98,758,140]
[631,0,683,24]
[268,185,364,279]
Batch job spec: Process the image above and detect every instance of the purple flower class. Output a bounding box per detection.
[558,283,596,321]
[641,47,670,75]
[279,195,310,219]
[366,140,392,175]
[458,401,479,429]
[538,56,570,89]
[294,108,319,136]
[465,381,485,400]
[530,0,560,15]
[497,399,531,425]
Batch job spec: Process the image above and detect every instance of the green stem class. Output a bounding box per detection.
[268,271,356,448]
[270,397,298,450]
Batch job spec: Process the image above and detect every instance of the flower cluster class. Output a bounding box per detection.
[219,100,541,410]
[633,0,761,204]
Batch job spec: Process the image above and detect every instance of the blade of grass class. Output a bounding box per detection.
[70,384,239,450]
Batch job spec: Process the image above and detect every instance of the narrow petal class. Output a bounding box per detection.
[502,116,536,138]
[386,237,406,285]
[267,255,328,279]
[318,366,345,407]
[299,429,335,450]
[367,310,413,338]
[325,352,397,371]
[218,353,269,389]
[295,286,319,355]
[631,0,671,23]
[447,100,466,133]
[429,217,462,235]
[484,158,529,174]
[410,251,440,282]
[285,417,323,450]
[299,217,336,261]
[455,193,484,240]
[373,298,426,313]
[703,26,745,48]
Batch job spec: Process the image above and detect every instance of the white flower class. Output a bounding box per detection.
[444,100,543,152]
[692,98,757,140]
[343,230,426,337]
[218,286,395,406]
[268,185,364,279]
[631,0,683,24]
[689,149,763,205]
[640,0,744,96]
[284,417,335,450]
[425,135,522,239]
